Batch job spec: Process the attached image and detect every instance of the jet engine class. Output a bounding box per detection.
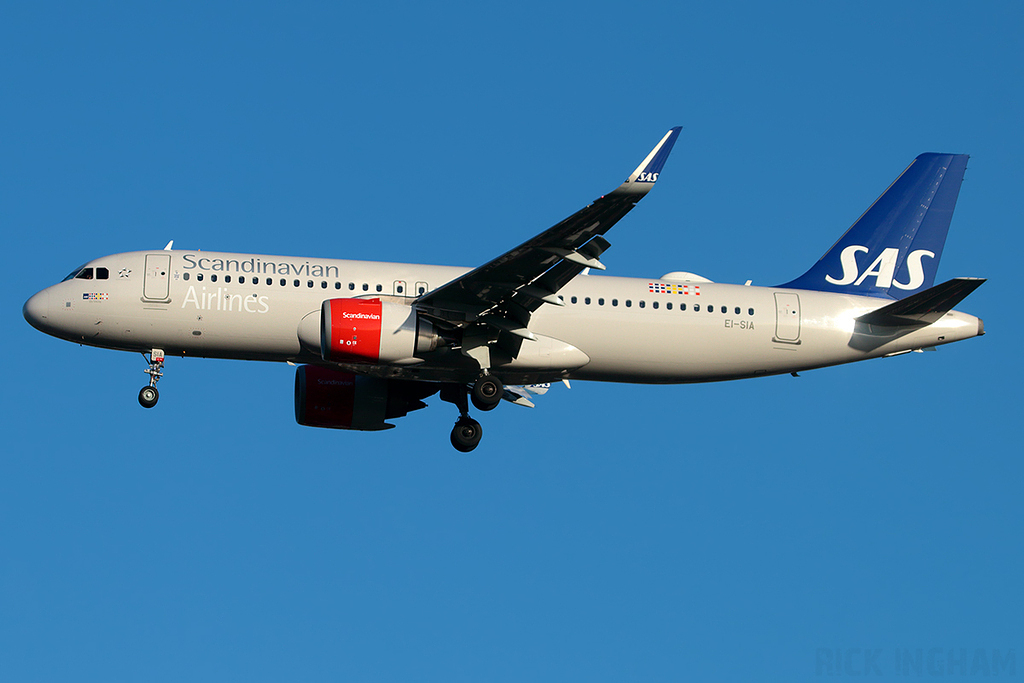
[294,364,436,431]
[317,298,441,364]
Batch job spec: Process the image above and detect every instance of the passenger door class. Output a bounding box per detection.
[143,254,171,301]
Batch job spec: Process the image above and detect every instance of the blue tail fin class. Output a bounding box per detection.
[779,153,969,299]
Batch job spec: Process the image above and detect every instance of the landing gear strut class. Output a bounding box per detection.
[139,349,164,409]
[441,383,483,452]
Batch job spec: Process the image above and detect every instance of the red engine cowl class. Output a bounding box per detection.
[320,298,440,364]
[294,365,436,431]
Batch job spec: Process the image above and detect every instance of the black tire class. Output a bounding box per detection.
[471,376,503,412]
[138,385,159,409]
[450,418,483,452]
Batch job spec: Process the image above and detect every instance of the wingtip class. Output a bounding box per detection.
[620,127,682,190]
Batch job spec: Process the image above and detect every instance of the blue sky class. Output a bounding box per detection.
[2,2,1021,680]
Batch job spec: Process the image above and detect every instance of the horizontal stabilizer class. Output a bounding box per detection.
[856,277,985,327]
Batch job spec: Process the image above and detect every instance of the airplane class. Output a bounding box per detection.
[23,128,985,451]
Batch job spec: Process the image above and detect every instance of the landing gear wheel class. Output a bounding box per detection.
[138,385,159,409]
[471,375,503,412]
[450,417,483,452]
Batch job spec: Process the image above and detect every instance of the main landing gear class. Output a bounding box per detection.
[471,374,503,412]
[138,349,164,409]
[451,417,483,453]
[441,376,504,452]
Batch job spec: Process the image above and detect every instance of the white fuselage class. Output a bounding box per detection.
[25,250,984,386]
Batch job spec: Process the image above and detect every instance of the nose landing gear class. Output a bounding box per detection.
[138,385,159,408]
[138,349,164,409]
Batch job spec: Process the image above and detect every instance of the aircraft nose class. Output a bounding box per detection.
[23,289,50,332]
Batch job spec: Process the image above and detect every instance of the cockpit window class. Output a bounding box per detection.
[62,265,88,282]
[63,267,95,281]
[62,266,109,281]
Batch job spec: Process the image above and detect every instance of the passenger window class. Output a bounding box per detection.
[376,284,382,292]
[708,305,714,313]
[721,306,727,314]
[680,303,686,311]
[666,302,672,310]
[612,299,618,306]
[625,300,632,307]
[571,296,578,304]
[598,298,604,306]
[735,307,741,315]
[362,283,369,291]
[652,301,659,309]
[321,281,327,289]
[280,279,286,286]
[694,304,699,311]
[211,274,218,282]
[307,280,314,288]
[335,282,341,289]
[584,297,591,305]
[349,283,355,291]
[183,272,190,281]
[293,279,299,287]
[639,300,645,308]
[226,275,233,283]
[748,308,755,315]
[96,268,109,280]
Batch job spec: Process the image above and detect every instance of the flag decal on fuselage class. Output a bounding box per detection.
[648,283,701,295]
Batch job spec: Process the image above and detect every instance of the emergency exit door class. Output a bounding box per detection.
[773,292,801,344]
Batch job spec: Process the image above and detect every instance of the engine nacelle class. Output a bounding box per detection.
[318,298,440,364]
[294,364,436,431]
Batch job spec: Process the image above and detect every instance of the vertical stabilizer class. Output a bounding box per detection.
[779,153,969,299]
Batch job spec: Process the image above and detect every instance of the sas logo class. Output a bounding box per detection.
[826,246,935,290]
[636,172,659,183]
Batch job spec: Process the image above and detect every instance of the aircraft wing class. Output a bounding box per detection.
[415,127,681,337]
[502,382,552,408]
